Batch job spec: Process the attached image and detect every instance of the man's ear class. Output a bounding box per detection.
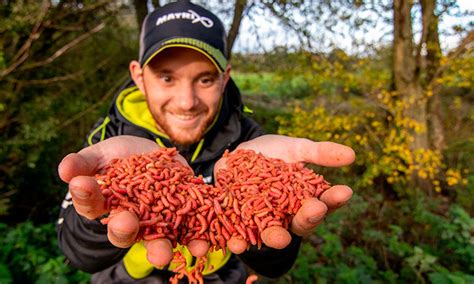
[222,64,232,90]
[130,60,146,95]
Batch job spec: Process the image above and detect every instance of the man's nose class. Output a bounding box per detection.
[176,83,198,110]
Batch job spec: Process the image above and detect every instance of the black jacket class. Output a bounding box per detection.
[57,78,301,281]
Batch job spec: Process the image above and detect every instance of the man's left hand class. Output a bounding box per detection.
[214,134,355,252]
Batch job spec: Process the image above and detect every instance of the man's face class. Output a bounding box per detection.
[131,47,230,146]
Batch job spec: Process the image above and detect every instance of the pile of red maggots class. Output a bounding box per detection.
[215,149,331,248]
[97,148,219,247]
[96,147,330,283]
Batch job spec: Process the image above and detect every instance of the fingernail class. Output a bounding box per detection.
[71,188,90,199]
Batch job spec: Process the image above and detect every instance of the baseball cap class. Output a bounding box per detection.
[139,0,228,72]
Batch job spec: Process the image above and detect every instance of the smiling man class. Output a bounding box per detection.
[57,1,355,283]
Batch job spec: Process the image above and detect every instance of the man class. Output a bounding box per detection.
[57,1,355,283]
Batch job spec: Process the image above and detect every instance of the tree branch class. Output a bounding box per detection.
[262,2,314,50]
[429,30,474,87]
[53,0,112,23]
[0,0,50,78]
[226,0,248,59]
[7,72,84,85]
[245,8,269,54]
[7,57,111,86]
[16,23,106,72]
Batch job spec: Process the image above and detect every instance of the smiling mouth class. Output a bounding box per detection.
[173,113,199,120]
[167,110,206,123]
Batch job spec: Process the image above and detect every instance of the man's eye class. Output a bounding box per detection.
[160,75,172,83]
[200,77,215,85]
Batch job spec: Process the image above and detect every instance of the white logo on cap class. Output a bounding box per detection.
[155,9,213,28]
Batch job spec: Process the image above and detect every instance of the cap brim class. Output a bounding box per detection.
[141,38,227,72]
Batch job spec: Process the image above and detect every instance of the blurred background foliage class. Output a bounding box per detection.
[0,0,473,283]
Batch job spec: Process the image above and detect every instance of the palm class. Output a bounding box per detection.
[58,136,191,267]
[214,134,355,252]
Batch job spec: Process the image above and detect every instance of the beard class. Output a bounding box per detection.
[153,107,217,146]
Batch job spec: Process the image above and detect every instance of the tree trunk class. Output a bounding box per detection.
[393,0,430,188]
[393,0,417,89]
[419,0,445,151]
[133,0,148,29]
[419,0,441,82]
[393,0,428,150]
[152,0,161,9]
[226,0,248,59]
[428,90,445,150]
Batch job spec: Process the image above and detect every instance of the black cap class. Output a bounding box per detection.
[139,0,228,72]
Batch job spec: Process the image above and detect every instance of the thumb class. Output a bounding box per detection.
[58,153,96,183]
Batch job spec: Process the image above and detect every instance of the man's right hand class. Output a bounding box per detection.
[57,135,196,267]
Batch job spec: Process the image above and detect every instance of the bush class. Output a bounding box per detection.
[278,193,474,283]
[233,72,312,99]
[0,222,90,283]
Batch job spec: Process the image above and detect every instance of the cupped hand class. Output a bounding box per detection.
[214,134,355,253]
[58,135,197,267]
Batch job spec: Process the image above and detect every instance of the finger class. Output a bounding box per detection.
[227,236,248,254]
[64,136,163,181]
[145,238,174,267]
[319,185,353,212]
[107,210,139,248]
[58,153,96,183]
[187,240,210,258]
[213,157,227,186]
[298,139,355,167]
[261,226,292,249]
[291,198,328,236]
[69,175,107,219]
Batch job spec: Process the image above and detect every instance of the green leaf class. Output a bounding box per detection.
[0,264,12,284]
[447,274,467,284]
[429,272,452,284]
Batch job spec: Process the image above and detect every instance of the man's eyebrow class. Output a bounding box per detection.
[150,68,173,74]
[196,70,220,77]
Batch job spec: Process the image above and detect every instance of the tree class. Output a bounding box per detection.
[0,0,133,220]
[133,0,149,28]
[393,0,473,187]
[247,0,472,190]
